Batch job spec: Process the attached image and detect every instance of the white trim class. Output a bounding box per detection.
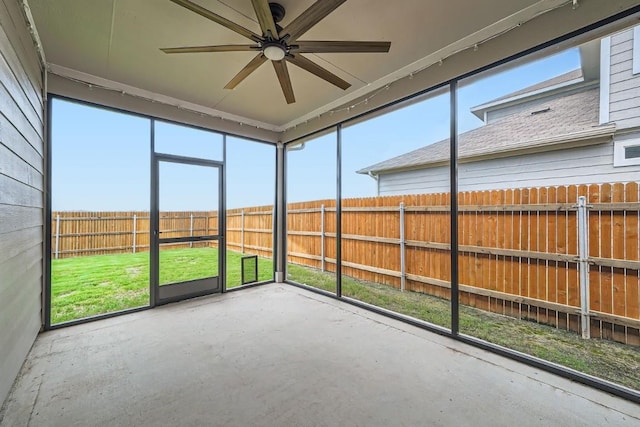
[633,27,640,75]
[599,37,611,125]
[614,135,640,167]
[18,0,47,99]
[18,0,46,70]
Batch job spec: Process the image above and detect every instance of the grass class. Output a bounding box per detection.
[287,264,640,391]
[51,248,273,324]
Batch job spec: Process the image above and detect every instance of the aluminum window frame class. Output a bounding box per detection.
[44,96,277,330]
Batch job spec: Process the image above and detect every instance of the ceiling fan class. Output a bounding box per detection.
[161,0,391,104]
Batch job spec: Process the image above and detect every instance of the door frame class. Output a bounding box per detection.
[150,153,226,306]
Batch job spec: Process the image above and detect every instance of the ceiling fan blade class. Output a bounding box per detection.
[251,0,278,38]
[272,60,296,104]
[294,41,391,53]
[161,45,259,54]
[169,0,261,42]
[225,54,268,89]
[286,54,350,90]
[279,0,347,41]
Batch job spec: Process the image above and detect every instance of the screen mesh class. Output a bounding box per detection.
[241,255,258,285]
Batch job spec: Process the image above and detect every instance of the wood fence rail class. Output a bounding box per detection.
[52,182,640,345]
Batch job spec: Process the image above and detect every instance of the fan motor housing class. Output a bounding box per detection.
[269,3,285,23]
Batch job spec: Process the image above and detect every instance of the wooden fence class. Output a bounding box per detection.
[286,183,640,345]
[52,208,268,258]
[51,211,222,257]
[226,206,274,259]
[52,182,640,345]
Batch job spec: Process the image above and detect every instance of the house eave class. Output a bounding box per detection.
[362,124,617,176]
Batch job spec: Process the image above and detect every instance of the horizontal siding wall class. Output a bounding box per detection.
[378,142,640,195]
[0,0,44,408]
[609,27,640,129]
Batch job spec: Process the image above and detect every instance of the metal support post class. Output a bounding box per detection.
[400,202,406,292]
[132,214,137,253]
[275,142,286,283]
[450,81,460,335]
[336,124,342,297]
[577,195,591,339]
[189,213,194,248]
[55,214,60,259]
[241,209,245,254]
[321,204,326,271]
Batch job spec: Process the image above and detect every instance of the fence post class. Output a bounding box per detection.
[190,213,194,248]
[321,204,325,272]
[400,202,406,292]
[55,214,60,259]
[577,196,590,339]
[132,214,137,253]
[241,209,245,254]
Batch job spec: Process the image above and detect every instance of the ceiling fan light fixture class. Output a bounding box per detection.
[263,44,286,61]
[163,0,390,103]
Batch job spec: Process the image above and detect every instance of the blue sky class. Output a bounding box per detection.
[51,102,275,211]
[52,47,580,210]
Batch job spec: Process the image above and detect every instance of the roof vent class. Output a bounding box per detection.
[531,107,551,115]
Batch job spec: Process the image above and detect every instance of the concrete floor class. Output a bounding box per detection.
[1,284,639,426]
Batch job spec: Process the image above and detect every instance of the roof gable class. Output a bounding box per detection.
[470,69,585,120]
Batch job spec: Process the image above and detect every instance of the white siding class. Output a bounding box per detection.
[378,142,640,195]
[0,0,44,407]
[609,28,640,129]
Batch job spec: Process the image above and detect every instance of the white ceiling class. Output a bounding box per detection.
[27,0,640,137]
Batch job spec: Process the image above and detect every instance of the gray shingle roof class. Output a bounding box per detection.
[358,85,606,175]
[473,69,584,109]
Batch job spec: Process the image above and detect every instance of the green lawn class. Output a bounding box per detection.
[51,248,273,324]
[287,264,640,391]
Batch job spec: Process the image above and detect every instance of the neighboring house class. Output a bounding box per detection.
[358,26,640,196]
